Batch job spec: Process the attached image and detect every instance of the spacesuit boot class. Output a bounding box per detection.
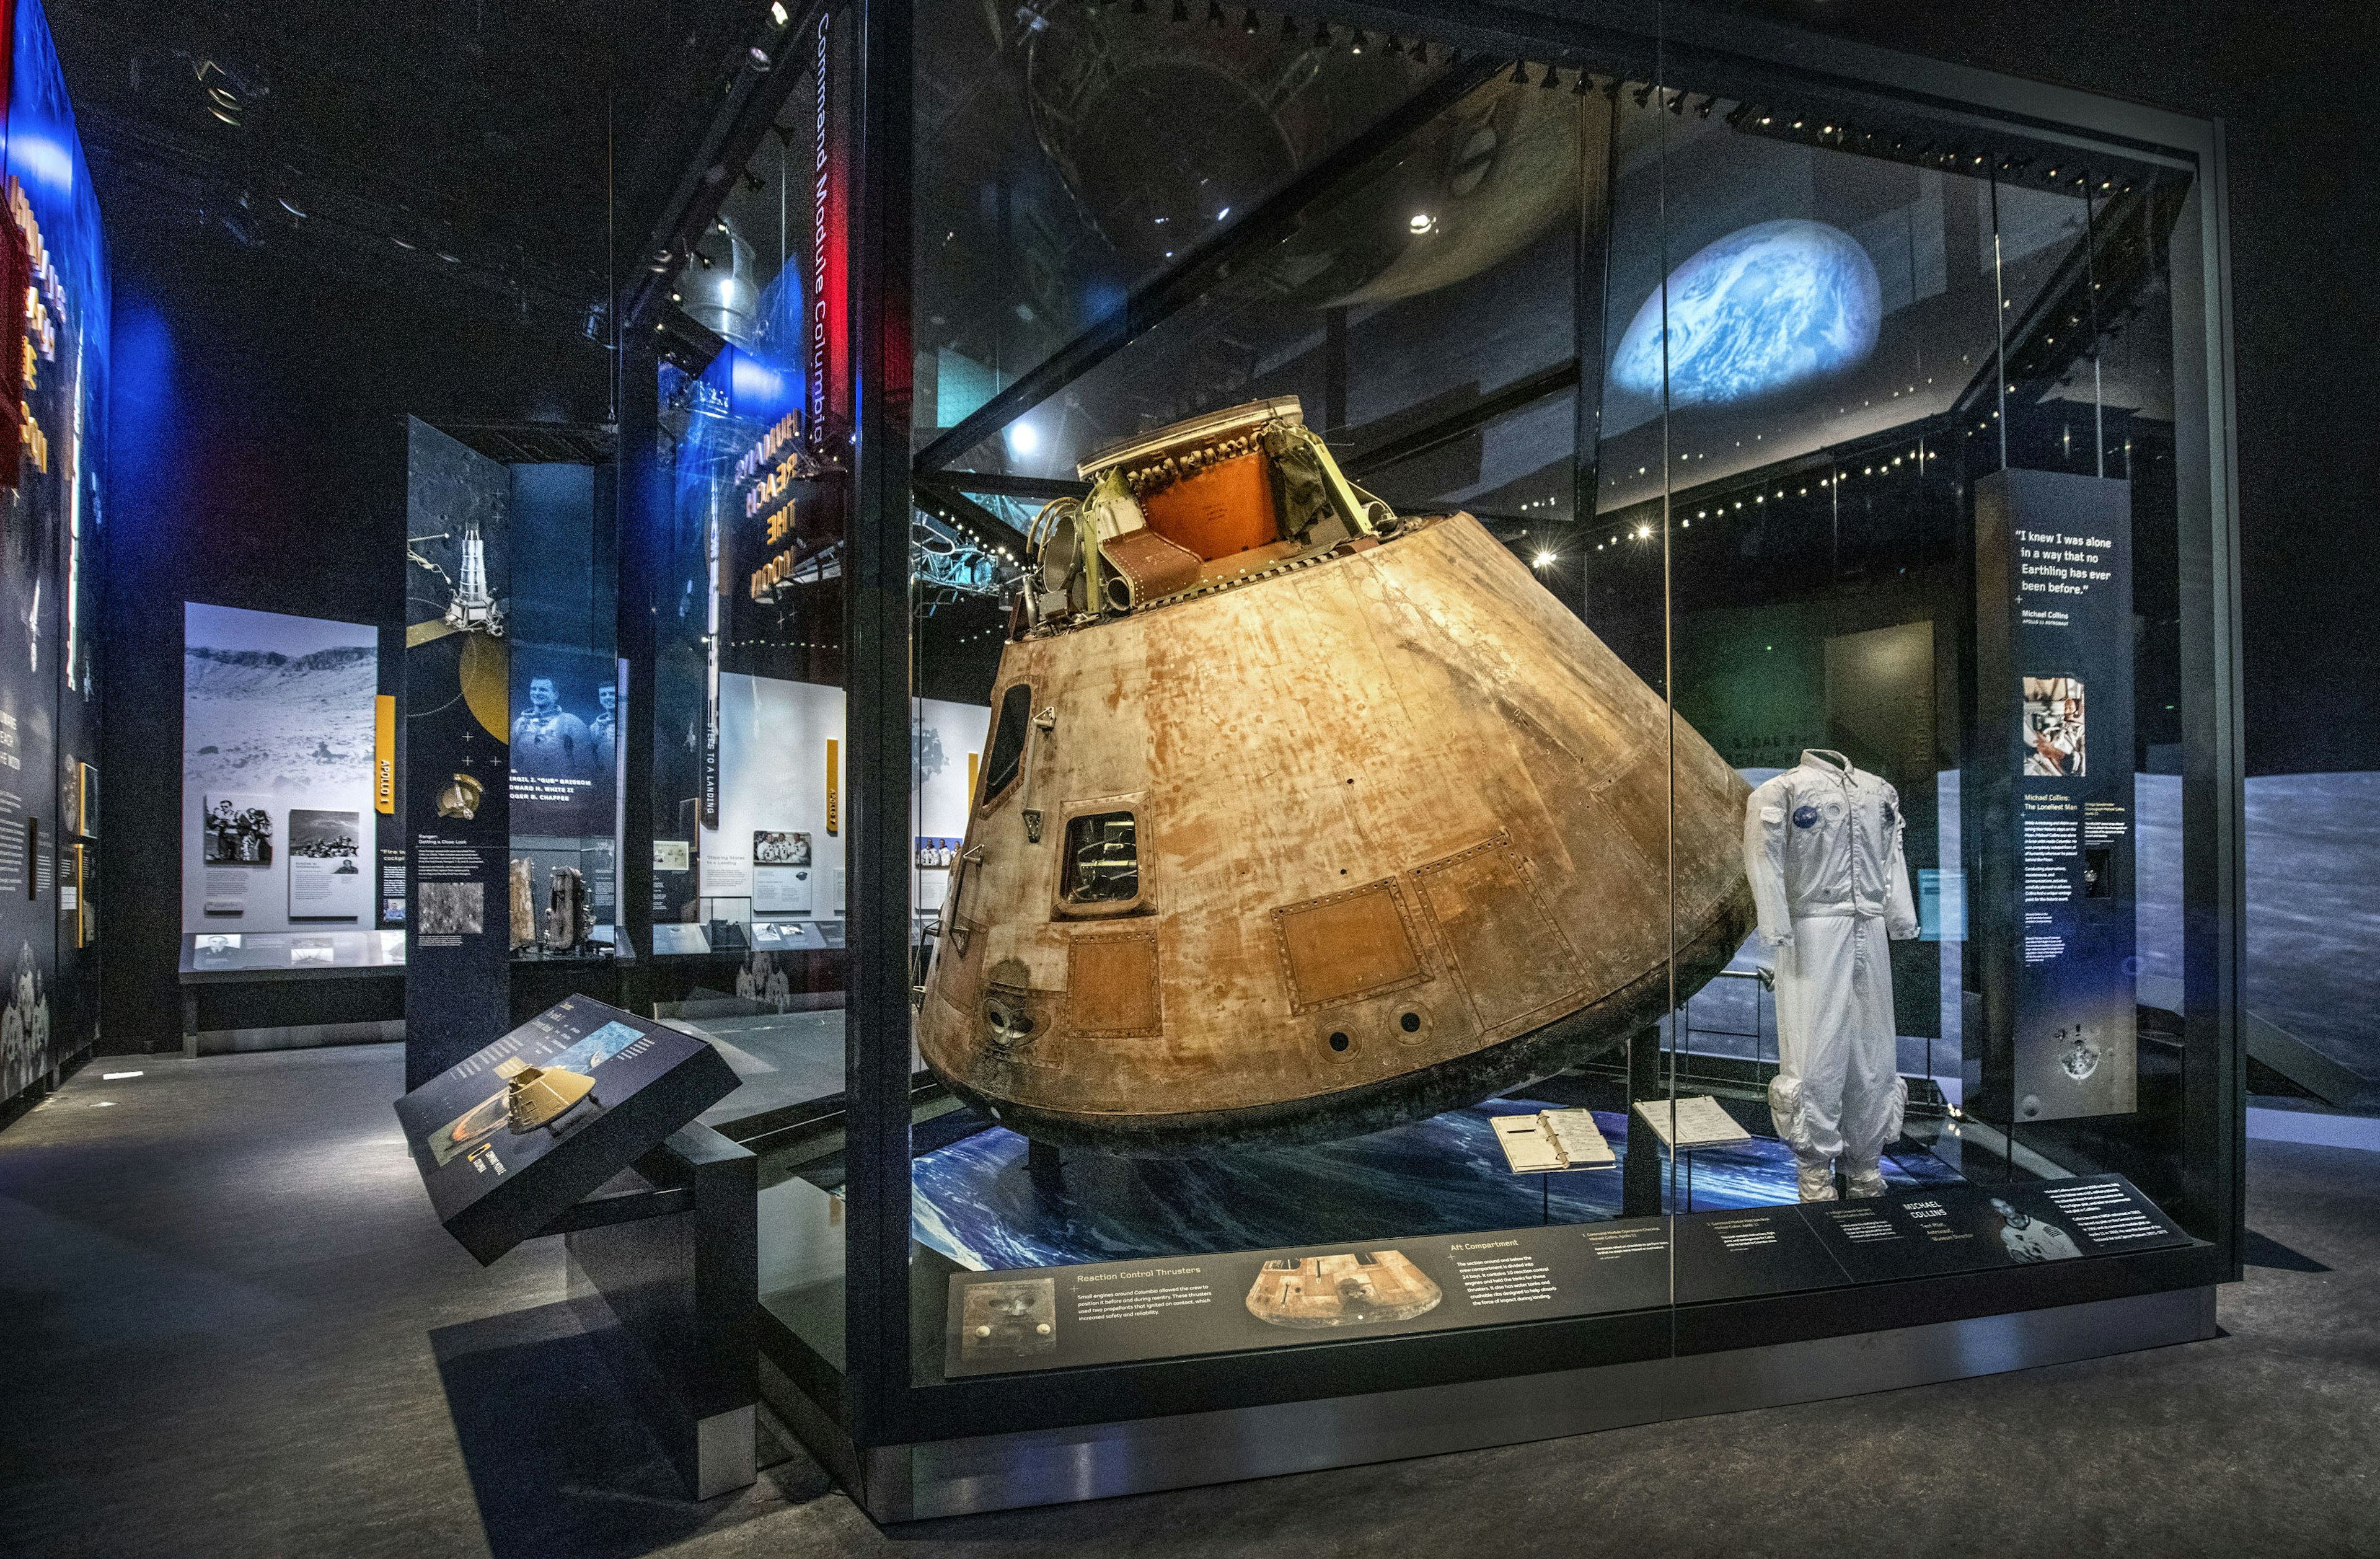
[1843,1161,1889,1199]
[1796,1152,1838,1203]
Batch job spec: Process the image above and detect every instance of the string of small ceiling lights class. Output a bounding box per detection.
[1021,2,2159,585]
[914,496,1027,575]
[1724,104,2142,202]
[1093,0,2151,204]
[1097,0,1642,87]
[1544,448,1940,563]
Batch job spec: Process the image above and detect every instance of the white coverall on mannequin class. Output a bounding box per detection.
[1744,749,1921,1201]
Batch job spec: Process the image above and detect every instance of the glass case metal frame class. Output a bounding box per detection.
[728,0,2244,1518]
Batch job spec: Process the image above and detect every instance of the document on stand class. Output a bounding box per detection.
[1632,1094,1753,1149]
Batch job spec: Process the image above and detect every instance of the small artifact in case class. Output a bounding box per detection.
[1632,1095,1753,1150]
[1493,1107,1616,1172]
[509,857,536,952]
[542,866,593,953]
[959,1278,1058,1361]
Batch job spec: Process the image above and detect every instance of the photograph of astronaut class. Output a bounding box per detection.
[754,830,811,866]
[201,795,274,865]
[2022,676,2086,777]
[1990,1196,2082,1263]
[589,681,617,772]
[508,651,622,834]
[513,675,597,781]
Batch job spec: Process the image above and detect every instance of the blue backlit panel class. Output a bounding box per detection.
[0,0,108,1102]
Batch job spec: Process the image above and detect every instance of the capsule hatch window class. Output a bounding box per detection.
[977,682,1033,809]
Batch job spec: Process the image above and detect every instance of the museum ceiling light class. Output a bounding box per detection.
[770,0,788,22]
[193,56,263,128]
[1532,551,1556,569]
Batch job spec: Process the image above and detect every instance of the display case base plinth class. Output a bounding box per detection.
[560,1122,760,1500]
[777,1284,2215,1522]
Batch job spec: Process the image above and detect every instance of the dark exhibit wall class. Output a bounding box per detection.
[100,232,608,1056]
[1721,0,2380,775]
[0,0,107,1103]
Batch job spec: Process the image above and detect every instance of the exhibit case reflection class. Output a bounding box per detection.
[617,8,866,1142]
[644,0,2244,1522]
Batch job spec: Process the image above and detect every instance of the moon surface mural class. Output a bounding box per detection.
[1611,219,1882,407]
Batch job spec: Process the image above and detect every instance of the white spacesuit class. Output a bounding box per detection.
[1745,749,1920,1202]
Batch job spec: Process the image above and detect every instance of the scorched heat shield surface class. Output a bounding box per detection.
[920,511,1755,1149]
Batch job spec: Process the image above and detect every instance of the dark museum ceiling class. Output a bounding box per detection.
[47,0,762,343]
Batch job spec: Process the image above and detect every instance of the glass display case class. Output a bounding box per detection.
[615,0,2243,1521]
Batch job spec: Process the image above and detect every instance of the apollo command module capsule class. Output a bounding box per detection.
[917,395,1755,1152]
